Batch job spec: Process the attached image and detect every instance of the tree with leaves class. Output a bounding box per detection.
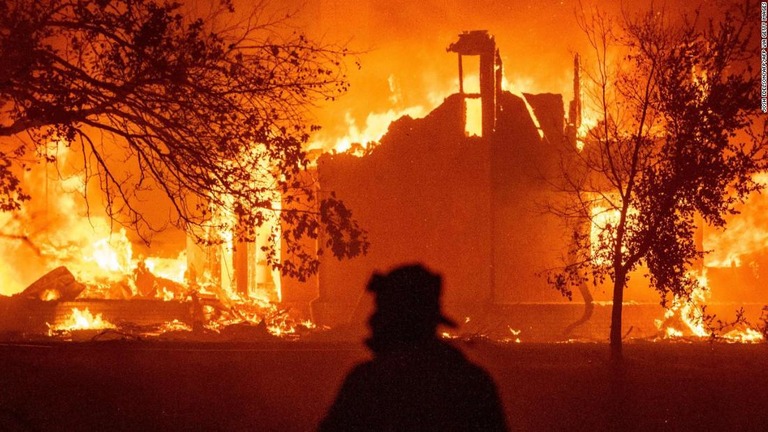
[550,0,767,357]
[0,0,367,281]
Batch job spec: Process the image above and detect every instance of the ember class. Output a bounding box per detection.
[48,307,115,334]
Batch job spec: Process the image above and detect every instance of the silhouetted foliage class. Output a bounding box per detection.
[0,0,367,280]
[550,0,767,355]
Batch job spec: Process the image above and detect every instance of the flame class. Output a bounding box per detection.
[206,309,317,338]
[270,200,283,302]
[691,64,709,102]
[576,109,600,151]
[158,319,193,333]
[0,140,276,306]
[721,327,764,343]
[145,252,188,284]
[654,270,764,342]
[267,323,290,337]
[316,107,429,155]
[465,97,483,137]
[159,287,176,301]
[0,140,296,340]
[310,69,556,155]
[79,229,134,280]
[264,314,317,338]
[590,204,620,266]
[460,67,484,137]
[0,142,146,294]
[304,73,433,155]
[655,271,711,339]
[6,29,767,345]
[704,173,768,268]
[49,307,116,332]
[40,289,61,301]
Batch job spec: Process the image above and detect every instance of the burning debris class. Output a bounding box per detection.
[19,266,85,302]
[654,271,764,343]
[0,137,321,341]
[0,25,765,346]
[0,229,320,341]
[310,28,768,346]
[48,307,115,334]
[2,281,308,345]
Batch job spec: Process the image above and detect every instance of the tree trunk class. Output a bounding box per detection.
[563,279,594,336]
[609,272,625,360]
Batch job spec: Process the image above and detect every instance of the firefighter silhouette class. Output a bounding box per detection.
[319,263,508,431]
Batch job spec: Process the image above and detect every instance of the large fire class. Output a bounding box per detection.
[313,70,548,156]
[1,21,765,345]
[704,173,768,269]
[654,271,764,343]
[587,193,767,343]
[0,142,309,340]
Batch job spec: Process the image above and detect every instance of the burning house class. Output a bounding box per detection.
[309,31,571,328]
[0,28,765,343]
[0,145,298,339]
[0,30,579,341]
[300,30,768,341]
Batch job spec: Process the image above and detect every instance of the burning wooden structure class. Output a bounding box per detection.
[304,31,767,341]
[308,31,575,328]
[0,31,765,343]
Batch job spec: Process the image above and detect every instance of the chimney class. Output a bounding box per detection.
[568,53,582,129]
[448,30,501,137]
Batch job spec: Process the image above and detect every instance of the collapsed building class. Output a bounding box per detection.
[286,30,767,340]
[300,31,581,332]
[0,30,595,341]
[1,31,764,342]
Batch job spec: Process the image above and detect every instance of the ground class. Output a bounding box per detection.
[0,340,766,431]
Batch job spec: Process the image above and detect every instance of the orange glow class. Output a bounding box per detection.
[310,69,555,154]
[704,173,768,268]
[145,252,188,285]
[158,319,193,333]
[2,16,765,346]
[654,271,764,343]
[590,204,620,266]
[500,74,545,139]
[49,307,116,333]
[40,289,61,301]
[316,106,429,155]
[576,108,600,151]
[655,271,711,339]
[465,98,483,137]
[0,140,293,337]
[78,229,134,282]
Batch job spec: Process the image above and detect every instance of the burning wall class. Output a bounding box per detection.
[314,95,493,324]
[0,143,297,340]
[2,12,765,342]
[307,30,768,341]
[311,32,575,326]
